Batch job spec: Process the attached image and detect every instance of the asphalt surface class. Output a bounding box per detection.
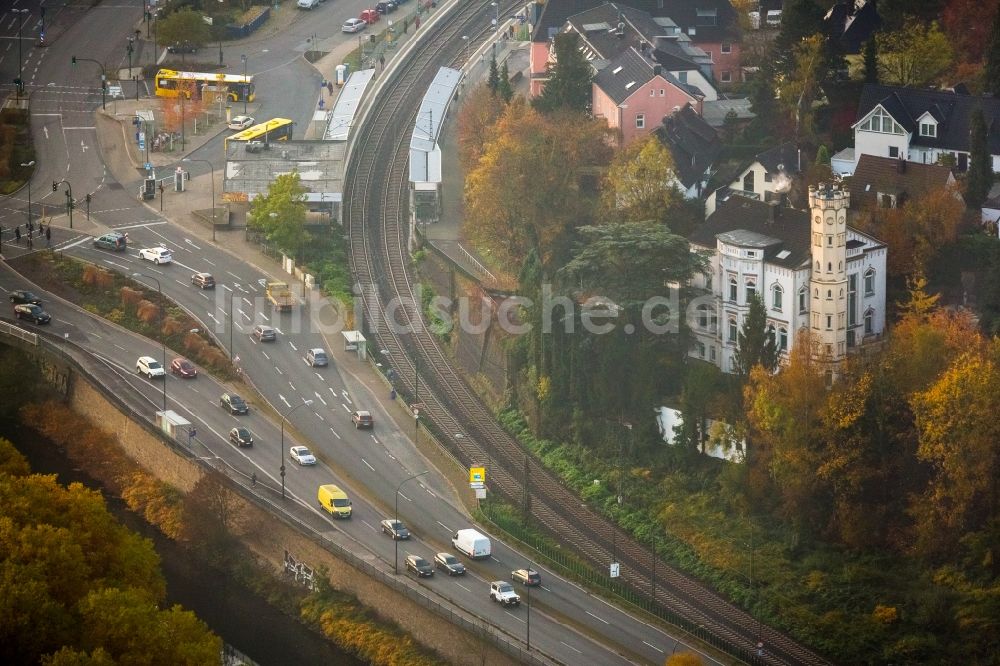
[0,2,725,664]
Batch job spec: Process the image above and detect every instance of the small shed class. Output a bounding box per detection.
[342,330,367,359]
[156,410,193,442]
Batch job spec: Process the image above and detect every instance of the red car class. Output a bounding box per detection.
[170,357,198,378]
[360,8,380,23]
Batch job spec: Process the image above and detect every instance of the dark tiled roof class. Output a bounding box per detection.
[823,0,881,54]
[593,48,655,104]
[533,0,738,44]
[846,154,957,209]
[857,84,1000,154]
[567,3,668,61]
[754,142,801,175]
[690,197,811,268]
[658,104,721,188]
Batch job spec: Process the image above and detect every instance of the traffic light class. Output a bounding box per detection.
[86,193,92,204]
[52,181,58,192]
[13,78,23,94]
[71,56,76,64]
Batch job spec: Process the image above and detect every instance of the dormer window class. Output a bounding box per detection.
[920,122,937,137]
[859,107,903,135]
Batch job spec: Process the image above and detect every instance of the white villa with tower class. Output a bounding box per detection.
[687,183,887,379]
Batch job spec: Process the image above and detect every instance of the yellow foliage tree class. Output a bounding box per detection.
[456,83,505,172]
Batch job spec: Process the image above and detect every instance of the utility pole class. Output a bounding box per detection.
[52,179,73,229]
[71,56,107,110]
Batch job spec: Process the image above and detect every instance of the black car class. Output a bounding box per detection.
[434,553,466,576]
[220,393,249,415]
[405,555,434,577]
[167,42,198,54]
[229,427,253,448]
[380,519,410,540]
[13,303,51,324]
[9,290,42,305]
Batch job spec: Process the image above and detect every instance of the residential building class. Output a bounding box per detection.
[847,154,958,210]
[844,84,1000,174]
[592,47,704,145]
[705,142,800,216]
[657,103,721,198]
[529,0,740,96]
[687,185,887,377]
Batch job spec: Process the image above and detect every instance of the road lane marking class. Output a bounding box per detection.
[436,521,451,532]
[262,351,270,360]
[184,238,201,250]
[504,611,524,623]
[560,642,583,654]
[274,327,283,335]
[314,372,324,381]
[398,492,411,502]
[288,341,297,351]
[314,392,327,406]
[341,389,352,404]
[455,582,471,592]
[275,367,283,375]
[203,258,215,266]
[329,427,341,439]
[316,413,324,421]
[643,641,664,653]
[242,297,253,307]
[585,611,609,625]
[222,284,233,292]
[226,271,242,280]
[362,458,375,472]
[342,403,351,412]
[288,382,296,391]
[361,520,375,531]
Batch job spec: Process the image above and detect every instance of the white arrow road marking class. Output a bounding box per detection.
[362,458,375,472]
[184,238,201,250]
[341,390,352,404]
[314,392,327,406]
[43,126,49,139]
[80,140,87,152]
[279,394,290,408]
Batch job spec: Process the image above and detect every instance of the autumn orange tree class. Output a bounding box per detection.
[456,83,506,173]
[464,99,612,270]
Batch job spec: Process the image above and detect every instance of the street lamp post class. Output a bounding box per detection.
[131,273,167,412]
[241,54,248,114]
[394,470,429,574]
[461,35,469,65]
[20,161,34,227]
[14,9,29,102]
[219,41,224,67]
[280,400,314,498]
[182,158,216,241]
[127,37,134,98]
[612,421,632,577]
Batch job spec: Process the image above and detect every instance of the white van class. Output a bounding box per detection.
[452,528,491,559]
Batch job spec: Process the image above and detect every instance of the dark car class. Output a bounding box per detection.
[93,232,127,251]
[252,324,276,342]
[229,427,253,448]
[376,1,397,14]
[191,272,215,289]
[434,553,466,576]
[380,519,410,540]
[220,393,249,415]
[167,42,198,54]
[511,568,542,586]
[405,555,434,577]
[352,410,373,429]
[13,303,51,324]
[9,290,42,305]
[170,357,198,378]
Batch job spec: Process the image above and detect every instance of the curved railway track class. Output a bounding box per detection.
[343,4,830,665]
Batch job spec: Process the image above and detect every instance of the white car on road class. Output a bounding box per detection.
[139,246,172,264]
[228,115,255,130]
[342,18,366,33]
[136,356,166,379]
[289,446,317,465]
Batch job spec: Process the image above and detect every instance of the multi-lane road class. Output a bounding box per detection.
[0,1,726,664]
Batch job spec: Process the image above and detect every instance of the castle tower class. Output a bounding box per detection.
[808,183,850,380]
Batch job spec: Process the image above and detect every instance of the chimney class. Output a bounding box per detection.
[653,64,662,76]
[767,200,778,224]
[896,157,906,174]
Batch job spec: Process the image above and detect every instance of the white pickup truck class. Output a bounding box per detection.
[490,581,521,607]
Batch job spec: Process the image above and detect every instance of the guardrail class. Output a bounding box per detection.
[0,319,39,345]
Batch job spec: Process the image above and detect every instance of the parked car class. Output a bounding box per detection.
[511,568,541,586]
[229,427,253,448]
[93,232,127,251]
[9,290,42,305]
[170,357,198,378]
[434,553,466,576]
[13,303,51,325]
[136,356,166,379]
[352,410,373,429]
[305,348,328,367]
[220,393,249,415]
[252,324,276,342]
[359,8,380,23]
[227,115,255,131]
[380,519,410,540]
[296,0,320,8]
[406,555,434,577]
[167,42,198,54]
[376,1,398,14]
[139,246,172,264]
[490,581,520,606]
[342,18,367,33]
[191,272,215,289]
[289,446,317,465]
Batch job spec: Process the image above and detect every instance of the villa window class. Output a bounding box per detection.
[771,284,783,311]
[798,287,808,313]
[864,268,875,295]
[636,114,645,129]
[729,277,738,301]
[728,317,738,342]
[779,327,788,351]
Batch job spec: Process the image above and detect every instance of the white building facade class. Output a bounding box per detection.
[688,186,887,375]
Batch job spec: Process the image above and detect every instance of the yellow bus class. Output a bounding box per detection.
[154,69,254,103]
[224,118,294,154]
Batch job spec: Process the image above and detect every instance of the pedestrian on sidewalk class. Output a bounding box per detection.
[27,233,33,249]
[379,54,385,70]
[14,226,20,244]
[45,226,51,246]
[27,219,33,234]
[251,472,257,487]
[327,81,333,95]
[403,18,408,33]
